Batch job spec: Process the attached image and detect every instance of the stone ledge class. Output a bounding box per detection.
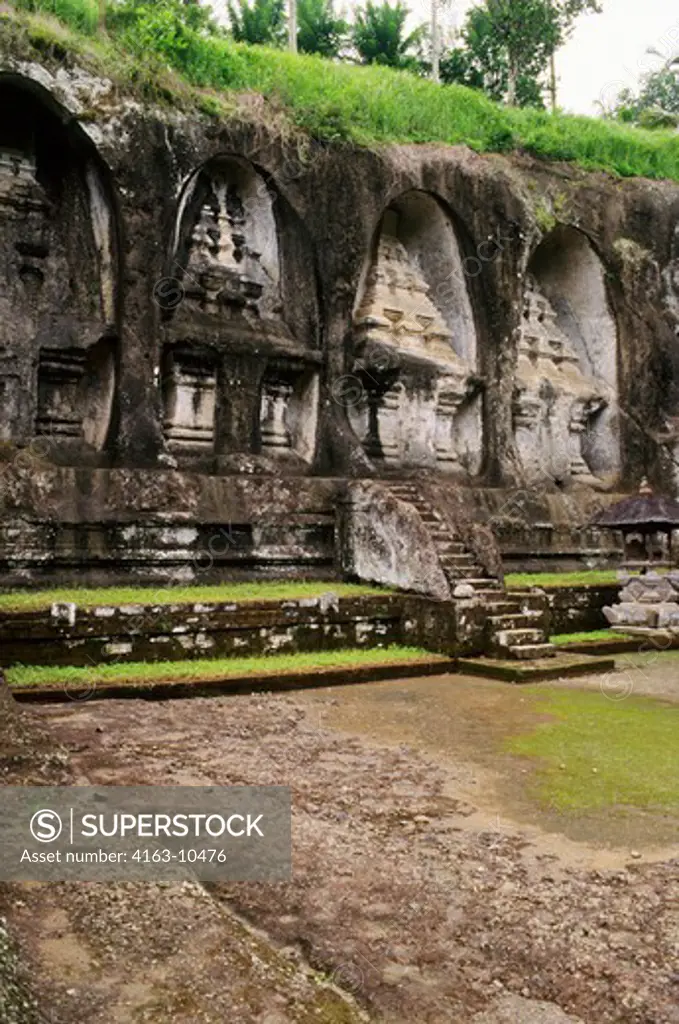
[457,653,616,683]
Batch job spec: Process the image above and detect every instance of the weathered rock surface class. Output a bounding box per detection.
[471,994,586,1024]
[340,480,451,598]
[0,37,678,584]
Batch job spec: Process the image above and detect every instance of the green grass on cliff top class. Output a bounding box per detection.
[6,1,679,183]
[0,581,388,613]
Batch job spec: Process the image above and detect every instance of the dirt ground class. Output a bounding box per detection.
[2,662,679,1024]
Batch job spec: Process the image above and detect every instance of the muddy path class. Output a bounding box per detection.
[12,669,676,1024]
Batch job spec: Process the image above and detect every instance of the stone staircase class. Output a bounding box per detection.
[386,481,556,660]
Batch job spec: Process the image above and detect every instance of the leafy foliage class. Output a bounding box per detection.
[11,0,101,33]
[352,0,426,70]
[227,0,286,46]
[611,63,679,130]
[297,0,348,57]
[440,5,545,108]
[442,0,601,107]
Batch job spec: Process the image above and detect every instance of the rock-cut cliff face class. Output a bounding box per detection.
[1,52,678,584]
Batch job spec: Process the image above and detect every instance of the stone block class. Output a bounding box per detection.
[603,603,658,627]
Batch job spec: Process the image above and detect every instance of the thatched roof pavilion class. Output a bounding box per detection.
[591,479,679,568]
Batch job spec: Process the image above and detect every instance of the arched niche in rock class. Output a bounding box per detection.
[513,226,619,487]
[349,190,482,475]
[0,74,120,457]
[162,155,320,471]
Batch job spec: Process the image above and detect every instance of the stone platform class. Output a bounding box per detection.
[457,652,616,683]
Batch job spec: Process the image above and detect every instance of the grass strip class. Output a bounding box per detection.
[6,645,440,688]
[551,630,619,645]
[0,581,388,614]
[506,570,622,588]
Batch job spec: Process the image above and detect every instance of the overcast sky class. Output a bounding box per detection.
[211,0,679,115]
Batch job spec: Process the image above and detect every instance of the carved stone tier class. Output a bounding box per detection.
[0,148,48,219]
[185,195,266,315]
[435,375,469,469]
[354,211,465,370]
[350,210,481,471]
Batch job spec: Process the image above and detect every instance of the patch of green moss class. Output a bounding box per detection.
[506,570,621,587]
[0,580,390,613]
[506,689,679,812]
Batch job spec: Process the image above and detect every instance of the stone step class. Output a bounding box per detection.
[389,490,422,502]
[493,628,545,648]
[487,612,543,630]
[429,530,458,544]
[439,553,477,567]
[445,573,487,586]
[506,590,548,612]
[506,643,557,660]
[484,600,522,615]
[435,541,466,554]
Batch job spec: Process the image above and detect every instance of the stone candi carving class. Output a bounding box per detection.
[354,215,460,367]
[0,131,117,453]
[163,160,319,467]
[351,210,480,470]
[260,378,293,452]
[185,188,267,315]
[0,147,50,442]
[513,277,607,485]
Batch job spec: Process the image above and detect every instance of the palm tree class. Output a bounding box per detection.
[297,0,348,57]
[353,1,426,70]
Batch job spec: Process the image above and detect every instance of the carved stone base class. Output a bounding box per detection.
[36,349,86,439]
[162,349,217,451]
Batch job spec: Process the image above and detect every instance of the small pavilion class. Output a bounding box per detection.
[591,478,679,570]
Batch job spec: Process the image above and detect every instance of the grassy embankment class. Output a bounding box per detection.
[5,0,679,182]
[551,629,619,645]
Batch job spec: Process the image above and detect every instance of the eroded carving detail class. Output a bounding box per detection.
[351,208,481,471]
[354,212,459,366]
[260,379,293,452]
[513,278,607,485]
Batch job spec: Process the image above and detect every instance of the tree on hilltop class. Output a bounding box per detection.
[441,0,601,107]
